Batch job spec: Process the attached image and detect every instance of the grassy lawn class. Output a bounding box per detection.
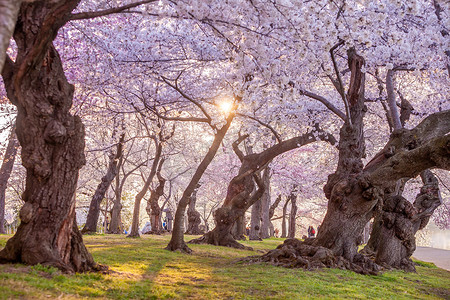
[0,234,448,299]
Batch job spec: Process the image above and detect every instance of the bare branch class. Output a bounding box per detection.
[386,70,402,130]
[70,0,157,20]
[160,76,213,126]
[330,40,351,124]
[236,113,282,142]
[298,89,346,121]
[232,133,249,161]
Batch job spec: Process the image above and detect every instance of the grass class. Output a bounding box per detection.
[0,234,448,299]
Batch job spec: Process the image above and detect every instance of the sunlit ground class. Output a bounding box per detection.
[0,234,448,299]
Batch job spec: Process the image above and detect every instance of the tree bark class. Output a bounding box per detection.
[0,0,21,73]
[128,138,162,238]
[231,215,246,240]
[82,132,125,234]
[366,170,442,271]
[0,125,18,234]
[145,159,165,235]
[166,113,234,253]
[281,197,289,238]
[108,156,124,234]
[0,1,103,273]
[249,188,262,241]
[245,52,449,274]
[259,167,271,239]
[185,184,203,235]
[190,128,336,249]
[288,189,297,239]
[269,194,282,237]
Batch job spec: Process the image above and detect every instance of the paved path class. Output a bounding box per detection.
[412,247,450,271]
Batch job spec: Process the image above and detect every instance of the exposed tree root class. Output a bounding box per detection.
[241,238,381,275]
[165,241,193,254]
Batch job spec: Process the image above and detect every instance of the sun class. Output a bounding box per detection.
[219,100,233,114]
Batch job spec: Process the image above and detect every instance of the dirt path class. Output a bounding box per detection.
[412,247,450,271]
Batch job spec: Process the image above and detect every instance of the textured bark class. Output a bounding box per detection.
[249,189,262,241]
[364,170,442,271]
[166,112,235,253]
[288,190,297,239]
[128,139,162,238]
[281,197,290,238]
[145,160,165,235]
[190,128,336,249]
[108,158,124,234]
[259,167,271,239]
[0,1,103,273]
[82,133,124,234]
[231,215,246,240]
[268,194,282,237]
[0,125,18,233]
[0,0,21,72]
[185,184,203,235]
[245,50,381,274]
[246,52,450,274]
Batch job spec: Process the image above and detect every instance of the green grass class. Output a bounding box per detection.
[0,234,448,299]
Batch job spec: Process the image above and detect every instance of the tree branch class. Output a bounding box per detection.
[236,113,282,142]
[70,0,158,20]
[386,70,402,130]
[298,89,346,121]
[330,40,351,124]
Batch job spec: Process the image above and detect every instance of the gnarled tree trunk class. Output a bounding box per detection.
[0,0,21,72]
[0,1,101,273]
[145,159,165,235]
[190,128,336,249]
[231,215,246,240]
[0,125,18,234]
[365,170,442,271]
[185,184,203,235]
[82,132,124,234]
[249,188,262,241]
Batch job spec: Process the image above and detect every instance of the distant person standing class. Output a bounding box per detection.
[308,226,316,238]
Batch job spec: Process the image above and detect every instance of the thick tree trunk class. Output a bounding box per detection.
[166,113,234,253]
[0,1,103,273]
[368,170,442,271]
[0,125,18,234]
[249,191,262,240]
[185,184,203,235]
[288,191,297,239]
[145,160,165,235]
[108,166,123,234]
[247,94,449,274]
[0,0,21,72]
[281,197,290,238]
[190,129,336,249]
[82,133,124,234]
[128,140,162,238]
[269,194,282,237]
[246,50,382,274]
[231,215,246,240]
[259,167,271,239]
